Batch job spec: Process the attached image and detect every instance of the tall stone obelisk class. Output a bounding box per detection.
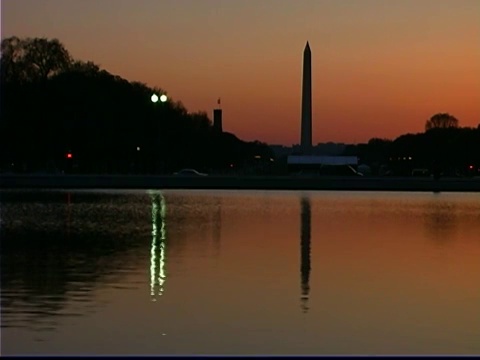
[300,42,312,155]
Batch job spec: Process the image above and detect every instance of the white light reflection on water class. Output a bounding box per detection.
[149,191,167,301]
[1,190,480,355]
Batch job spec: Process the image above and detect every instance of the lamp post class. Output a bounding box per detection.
[151,93,168,173]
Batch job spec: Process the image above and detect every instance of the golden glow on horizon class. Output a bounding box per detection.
[2,0,479,144]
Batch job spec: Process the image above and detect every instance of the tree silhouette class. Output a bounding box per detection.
[1,37,72,83]
[0,36,274,174]
[425,113,459,131]
[3,36,474,177]
[0,36,25,83]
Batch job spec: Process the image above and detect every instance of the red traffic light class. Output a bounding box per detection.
[66,153,73,159]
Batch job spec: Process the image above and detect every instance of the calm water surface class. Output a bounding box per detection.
[1,190,479,355]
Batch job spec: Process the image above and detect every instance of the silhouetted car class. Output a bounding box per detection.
[173,169,208,176]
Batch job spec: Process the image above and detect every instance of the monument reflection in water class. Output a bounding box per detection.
[1,190,480,355]
[300,196,311,313]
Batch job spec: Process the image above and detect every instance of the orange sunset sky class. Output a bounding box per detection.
[2,0,479,145]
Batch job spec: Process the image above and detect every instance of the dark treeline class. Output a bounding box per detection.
[0,36,274,174]
[344,117,480,176]
[1,37,479,177]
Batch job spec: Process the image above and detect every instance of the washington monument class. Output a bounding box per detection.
[300,42,312,155]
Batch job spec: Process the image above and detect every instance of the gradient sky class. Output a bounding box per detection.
[2,0,479,145]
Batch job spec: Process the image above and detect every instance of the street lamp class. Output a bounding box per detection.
[151,93,168,173]
[151,93,168,103]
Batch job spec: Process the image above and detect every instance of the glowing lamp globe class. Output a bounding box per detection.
[160,94,168,103]
[151,94,159,103]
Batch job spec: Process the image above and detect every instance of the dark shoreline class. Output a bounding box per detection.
[1,174,480,192]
